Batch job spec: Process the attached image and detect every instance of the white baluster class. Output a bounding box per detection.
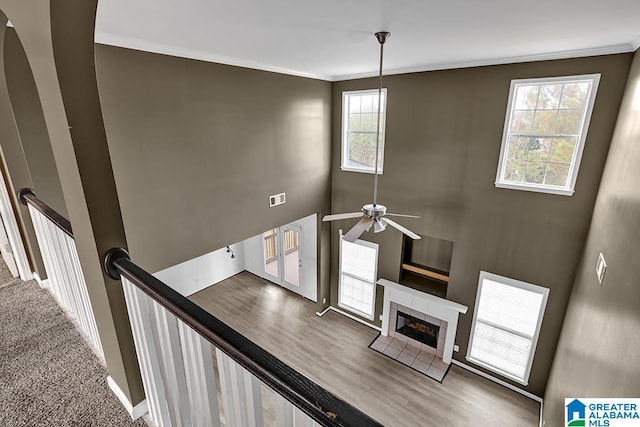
[150,301,192,427]
[215,348,263,427]
[27,205,104,359]
[275,395,321,427]
[67,236,103,356]
[122,278,171,426]
[178,323,221,427]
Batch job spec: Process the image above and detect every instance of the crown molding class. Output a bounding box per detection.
[631,33,640,51]
[94,32,333,82]
[332,44,636,81]
[94,33,636,82]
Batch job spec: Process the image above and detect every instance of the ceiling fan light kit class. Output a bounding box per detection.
[323,31,421,243]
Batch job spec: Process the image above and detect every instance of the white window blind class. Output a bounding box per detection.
[467,271,549,385]
[338,237,378,319]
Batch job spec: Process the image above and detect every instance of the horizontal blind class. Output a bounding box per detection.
[339,239,377,318]
[468,274,547,384]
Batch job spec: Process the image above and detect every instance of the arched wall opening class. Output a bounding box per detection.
[0,1,145,406]
[0,12,45,280]
[3,26,67,217]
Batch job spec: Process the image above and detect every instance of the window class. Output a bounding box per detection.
[467,271,549,385]
[338,236,378,319]
[341,89,387,173]
[495,74,600,196]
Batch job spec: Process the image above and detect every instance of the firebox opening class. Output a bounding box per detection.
[396,311,439,348]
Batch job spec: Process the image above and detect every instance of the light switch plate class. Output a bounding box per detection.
[596,252,607,284]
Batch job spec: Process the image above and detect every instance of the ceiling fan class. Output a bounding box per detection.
[323,31,421,243]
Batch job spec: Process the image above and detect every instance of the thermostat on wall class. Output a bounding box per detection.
[269,192,286,207]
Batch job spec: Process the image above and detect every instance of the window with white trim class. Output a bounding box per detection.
[338,236,378,320]
[467,271,549,385]
[495,74,600,196]
[341,89,387,173]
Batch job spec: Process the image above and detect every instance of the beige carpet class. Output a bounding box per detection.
[0,258,146,426]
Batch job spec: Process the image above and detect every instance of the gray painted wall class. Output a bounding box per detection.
[95,45,332,276]
[331,54,631,396]
[4,29,67,217]
[543,50,640,422]
[0,0,146,403]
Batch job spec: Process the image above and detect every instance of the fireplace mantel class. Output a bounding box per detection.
[377,278,468,364]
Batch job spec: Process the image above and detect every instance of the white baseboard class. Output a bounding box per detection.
[107,376,148,420]
[315,306,331,317]
[32,272,49,289]
[451,359,543,403]
[316,306,382,332]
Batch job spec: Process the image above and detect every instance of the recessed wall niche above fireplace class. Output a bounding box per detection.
[400,235,454,298]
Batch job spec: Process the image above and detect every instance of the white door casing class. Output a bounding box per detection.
[0,166,31,281]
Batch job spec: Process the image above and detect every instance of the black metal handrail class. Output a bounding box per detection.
[19,188,73,238]
[19,188,381,426]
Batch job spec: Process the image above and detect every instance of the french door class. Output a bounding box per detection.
[262,225,302,295]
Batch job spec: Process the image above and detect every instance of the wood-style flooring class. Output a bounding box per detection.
[190,271,540,427]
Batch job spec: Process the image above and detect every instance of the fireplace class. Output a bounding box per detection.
[378,279,468,364]
[396,311,440,348]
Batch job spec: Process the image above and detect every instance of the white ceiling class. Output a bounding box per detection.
[95,0,640,81]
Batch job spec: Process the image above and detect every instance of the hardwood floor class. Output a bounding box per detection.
[190,272,540,427]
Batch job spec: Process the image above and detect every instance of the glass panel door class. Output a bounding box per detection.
[263,228,279,280]
[282,225,301,290]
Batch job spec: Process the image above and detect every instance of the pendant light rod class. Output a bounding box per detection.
[373,31,389,206]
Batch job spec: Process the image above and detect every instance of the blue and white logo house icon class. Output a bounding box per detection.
[567,399,586,426]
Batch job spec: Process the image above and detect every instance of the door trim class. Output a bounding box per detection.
[0,166,31,280]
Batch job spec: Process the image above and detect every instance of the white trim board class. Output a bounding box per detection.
[333,43,634,81]
[0,168,31,281]
[632,33,640,51]
[316,306,382,332]
[451,359,543,403]
[95,33,636,82]
[539,400,544,427]
[107,376,148,420]
[94,34,333,82]
[32,271,49,289]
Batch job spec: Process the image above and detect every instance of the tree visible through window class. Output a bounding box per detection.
[495,74,600,195]
[341,89,387,173]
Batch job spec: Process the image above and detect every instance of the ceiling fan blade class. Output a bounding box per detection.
[385,212,420,219]
[343,217,374,242]
[322,212,364,222]
[380,217,421,240]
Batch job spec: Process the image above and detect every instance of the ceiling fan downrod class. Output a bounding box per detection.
[320,31,421,242]
[372,31,389,207]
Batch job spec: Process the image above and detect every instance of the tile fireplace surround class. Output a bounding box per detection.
[377,279,468,364]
